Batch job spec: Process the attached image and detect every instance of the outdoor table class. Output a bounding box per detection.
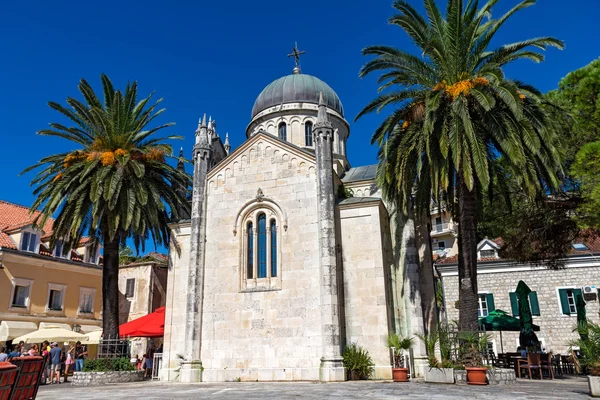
[511,356,526,377]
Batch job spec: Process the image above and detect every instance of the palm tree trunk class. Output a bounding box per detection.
[101,219,121,339]
[456,174,479,331]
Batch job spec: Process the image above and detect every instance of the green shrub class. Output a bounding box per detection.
[82,357,135,372]
[387,333,414,368]
[571,321,600,375]
[342,343,374,379]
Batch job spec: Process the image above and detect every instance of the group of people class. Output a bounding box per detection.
[0,340,88,384]
[40,340,87,384]
[0,341,41,360]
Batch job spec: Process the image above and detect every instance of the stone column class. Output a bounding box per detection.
[180,116,212,383]
[314,93,345,382]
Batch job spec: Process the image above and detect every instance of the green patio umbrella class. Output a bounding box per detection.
[478,309,540,353]
[516,280,540,350]
[576,293,588,341]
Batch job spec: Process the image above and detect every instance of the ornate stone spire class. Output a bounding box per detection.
[224,132,231,155]
[177,147,184,171]
[195,114,209,146]
[314,92,332,130]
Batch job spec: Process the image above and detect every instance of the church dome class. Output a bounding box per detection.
[251,73,344,119]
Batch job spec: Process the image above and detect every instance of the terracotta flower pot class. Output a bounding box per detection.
[466,367,488,385]
[392,367,409,382]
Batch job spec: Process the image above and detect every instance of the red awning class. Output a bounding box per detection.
[119,307,165,338]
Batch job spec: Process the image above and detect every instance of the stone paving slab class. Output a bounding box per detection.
[35,379,592,400]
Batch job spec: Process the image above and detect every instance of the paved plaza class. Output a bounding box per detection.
[36,378,592,399]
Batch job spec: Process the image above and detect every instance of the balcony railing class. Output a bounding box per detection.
[431,223,450,233]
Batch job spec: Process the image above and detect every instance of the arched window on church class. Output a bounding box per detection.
[305,121,313,147]
[278,122,287,141]
[270,219,277,277]
[241,206,282,290]
[247,221,253,279]
[257,213,267,278]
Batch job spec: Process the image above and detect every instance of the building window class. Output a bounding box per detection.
[247,222,254,279]
[53,240,70,259]
[558,288,582,316]
[278,123,287,141]
[79,287,96,314]
[9,278,33,310]
[46,283,66,311]
[242,208,282,291]
[305,122,313,146]
[480,249,496,258]
[438,241,446,250]
[478,293,495,317]
[270,219,277,278]
[20,231,39,253]
[85,245,99,264]
[125,279,135,298]
[257,213,267,278]
[509,291,540,316]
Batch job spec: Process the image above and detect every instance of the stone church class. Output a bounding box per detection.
[160,56,435,382]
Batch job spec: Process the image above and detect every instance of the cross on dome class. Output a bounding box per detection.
[287,42,305,74]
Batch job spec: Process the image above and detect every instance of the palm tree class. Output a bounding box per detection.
[357,0,564,330]
[23,74,191,337]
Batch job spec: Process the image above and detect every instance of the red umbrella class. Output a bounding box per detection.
[119,307,165,338]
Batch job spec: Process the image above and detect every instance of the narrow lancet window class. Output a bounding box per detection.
[247,222,253,279]
[257,213,267,278]
[270,219,277,277]
[305,122,313,147]
[278,123,287,141]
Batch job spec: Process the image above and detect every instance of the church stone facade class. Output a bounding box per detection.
[160,66,433,382]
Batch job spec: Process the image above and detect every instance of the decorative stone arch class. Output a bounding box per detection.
[236,188,286,292]
[233,189,288,237]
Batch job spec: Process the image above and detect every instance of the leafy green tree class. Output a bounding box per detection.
[547,58,600,164]
[571,141,600,228]
[23,74,191,337]
[357,0,563,330]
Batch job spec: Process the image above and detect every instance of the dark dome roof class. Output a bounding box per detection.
[251,73,344,119]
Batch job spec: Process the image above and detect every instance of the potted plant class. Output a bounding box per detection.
[457,331,490,385]
[388,333,413,382]
[417,327,455,384]
[571,321,600,397]
[342,343,374,381]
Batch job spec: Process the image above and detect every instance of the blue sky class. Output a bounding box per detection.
[1,0,598,254]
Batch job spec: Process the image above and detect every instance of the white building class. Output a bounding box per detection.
[161,57,435,382]
[437,237,600,354]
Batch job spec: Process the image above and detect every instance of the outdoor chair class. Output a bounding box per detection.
[560,355,575,375]
[0,363,19,400]
[551,354,562,375]
[540,354,554,379]
[9,356,45,400]
[518,353,543,380]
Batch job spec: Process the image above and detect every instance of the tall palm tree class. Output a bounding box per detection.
[357,0,564,330]
[23,74,191,337]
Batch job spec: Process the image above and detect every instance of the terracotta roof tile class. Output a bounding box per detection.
[0,199,93,264]
[435,234,600,265]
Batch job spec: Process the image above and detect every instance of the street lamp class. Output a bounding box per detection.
[73,323,81,333]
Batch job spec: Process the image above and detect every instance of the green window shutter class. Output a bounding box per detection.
[486,293,495,313]
[509,292,519,316]
[574,289,584,312]
[529,292,540,316]
[559,289,571,315]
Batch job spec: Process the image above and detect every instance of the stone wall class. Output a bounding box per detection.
[440,260,600,354]
[200,135,324,381]
[71,370,144,386]
[339,201,393,379]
